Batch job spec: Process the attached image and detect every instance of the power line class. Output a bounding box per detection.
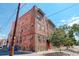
[46,4,78,26]
[2,4,78,32]
[47,4,77,17]
[2,3,27,31]
[4,4,77,30]
[0,4,27,39]
[6,3,27,25]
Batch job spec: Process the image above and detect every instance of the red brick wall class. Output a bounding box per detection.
[14,7,36,51]
[8,6,55,52]
[34,7,47,51]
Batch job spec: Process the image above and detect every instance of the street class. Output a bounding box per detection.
[0,48,32,56]
[1,48,79,56]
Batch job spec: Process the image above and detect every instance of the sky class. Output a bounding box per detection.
[0,3,79,39]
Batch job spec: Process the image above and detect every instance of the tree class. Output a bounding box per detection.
[50,24,79,52]
[60,24,77,45]
[50,24,78,50]
[63,37,74,50]
[76,40,79,46]
[71,24,79,36]
[50,28,65,52]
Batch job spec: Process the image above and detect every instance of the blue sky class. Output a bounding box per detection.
[0,3,79,39]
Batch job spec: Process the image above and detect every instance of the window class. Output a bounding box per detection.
[20,34,22,40]
[42,36,45,40]
[43,39,45,42]
[38,35,40,39]
[37,9,45,17]
[38,34,41,42]
[36,15,41,20]
[37,23,41,30]
[30,35,33,39]
[19,39,22,43]
[31,24,34,27]
[23,47,26,51]
[38,39,41,42]
[41,26,45,31]
[21,29,23,32]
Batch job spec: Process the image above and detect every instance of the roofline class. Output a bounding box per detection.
[47,19,55,28]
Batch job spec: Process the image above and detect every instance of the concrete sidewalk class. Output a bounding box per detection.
[14,49,57,56]
[14,49,69,56]
[63,50,79,56]
[14,47,79,56]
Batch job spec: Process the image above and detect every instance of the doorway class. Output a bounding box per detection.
[46,40,51,50]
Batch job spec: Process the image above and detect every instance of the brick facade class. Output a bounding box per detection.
[8,6,55,52]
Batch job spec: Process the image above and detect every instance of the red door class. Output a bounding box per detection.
[47,40,51,49]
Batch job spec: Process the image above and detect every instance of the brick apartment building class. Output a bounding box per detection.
[7,6,55,52]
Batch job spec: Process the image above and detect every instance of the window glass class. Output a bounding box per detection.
[36,15,41,20]
[38,34,41,42]
[19,39,22,43]
[37,23,41,30]
[41,26,45,31]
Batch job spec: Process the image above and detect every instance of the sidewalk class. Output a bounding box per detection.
[14,49,58,56]
[63,50,79,56]
[14,49,69,56]
[14,47,79,56]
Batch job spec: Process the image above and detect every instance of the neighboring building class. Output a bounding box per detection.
[0,39,7,48]
[8,6,55,52]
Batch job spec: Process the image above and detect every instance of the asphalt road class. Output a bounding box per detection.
[0,49,32,56]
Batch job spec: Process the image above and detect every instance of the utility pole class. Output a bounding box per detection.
[9,3,20,56]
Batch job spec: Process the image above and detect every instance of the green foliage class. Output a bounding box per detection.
[71,24,79,36]
[60,24,78,45]
[76,40,79,45]
[72,24,79,32]
[64,37,74,46]
[50,24,79,48]
[50,28,65,48]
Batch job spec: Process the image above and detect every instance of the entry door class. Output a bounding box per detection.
[46,40,51,49]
